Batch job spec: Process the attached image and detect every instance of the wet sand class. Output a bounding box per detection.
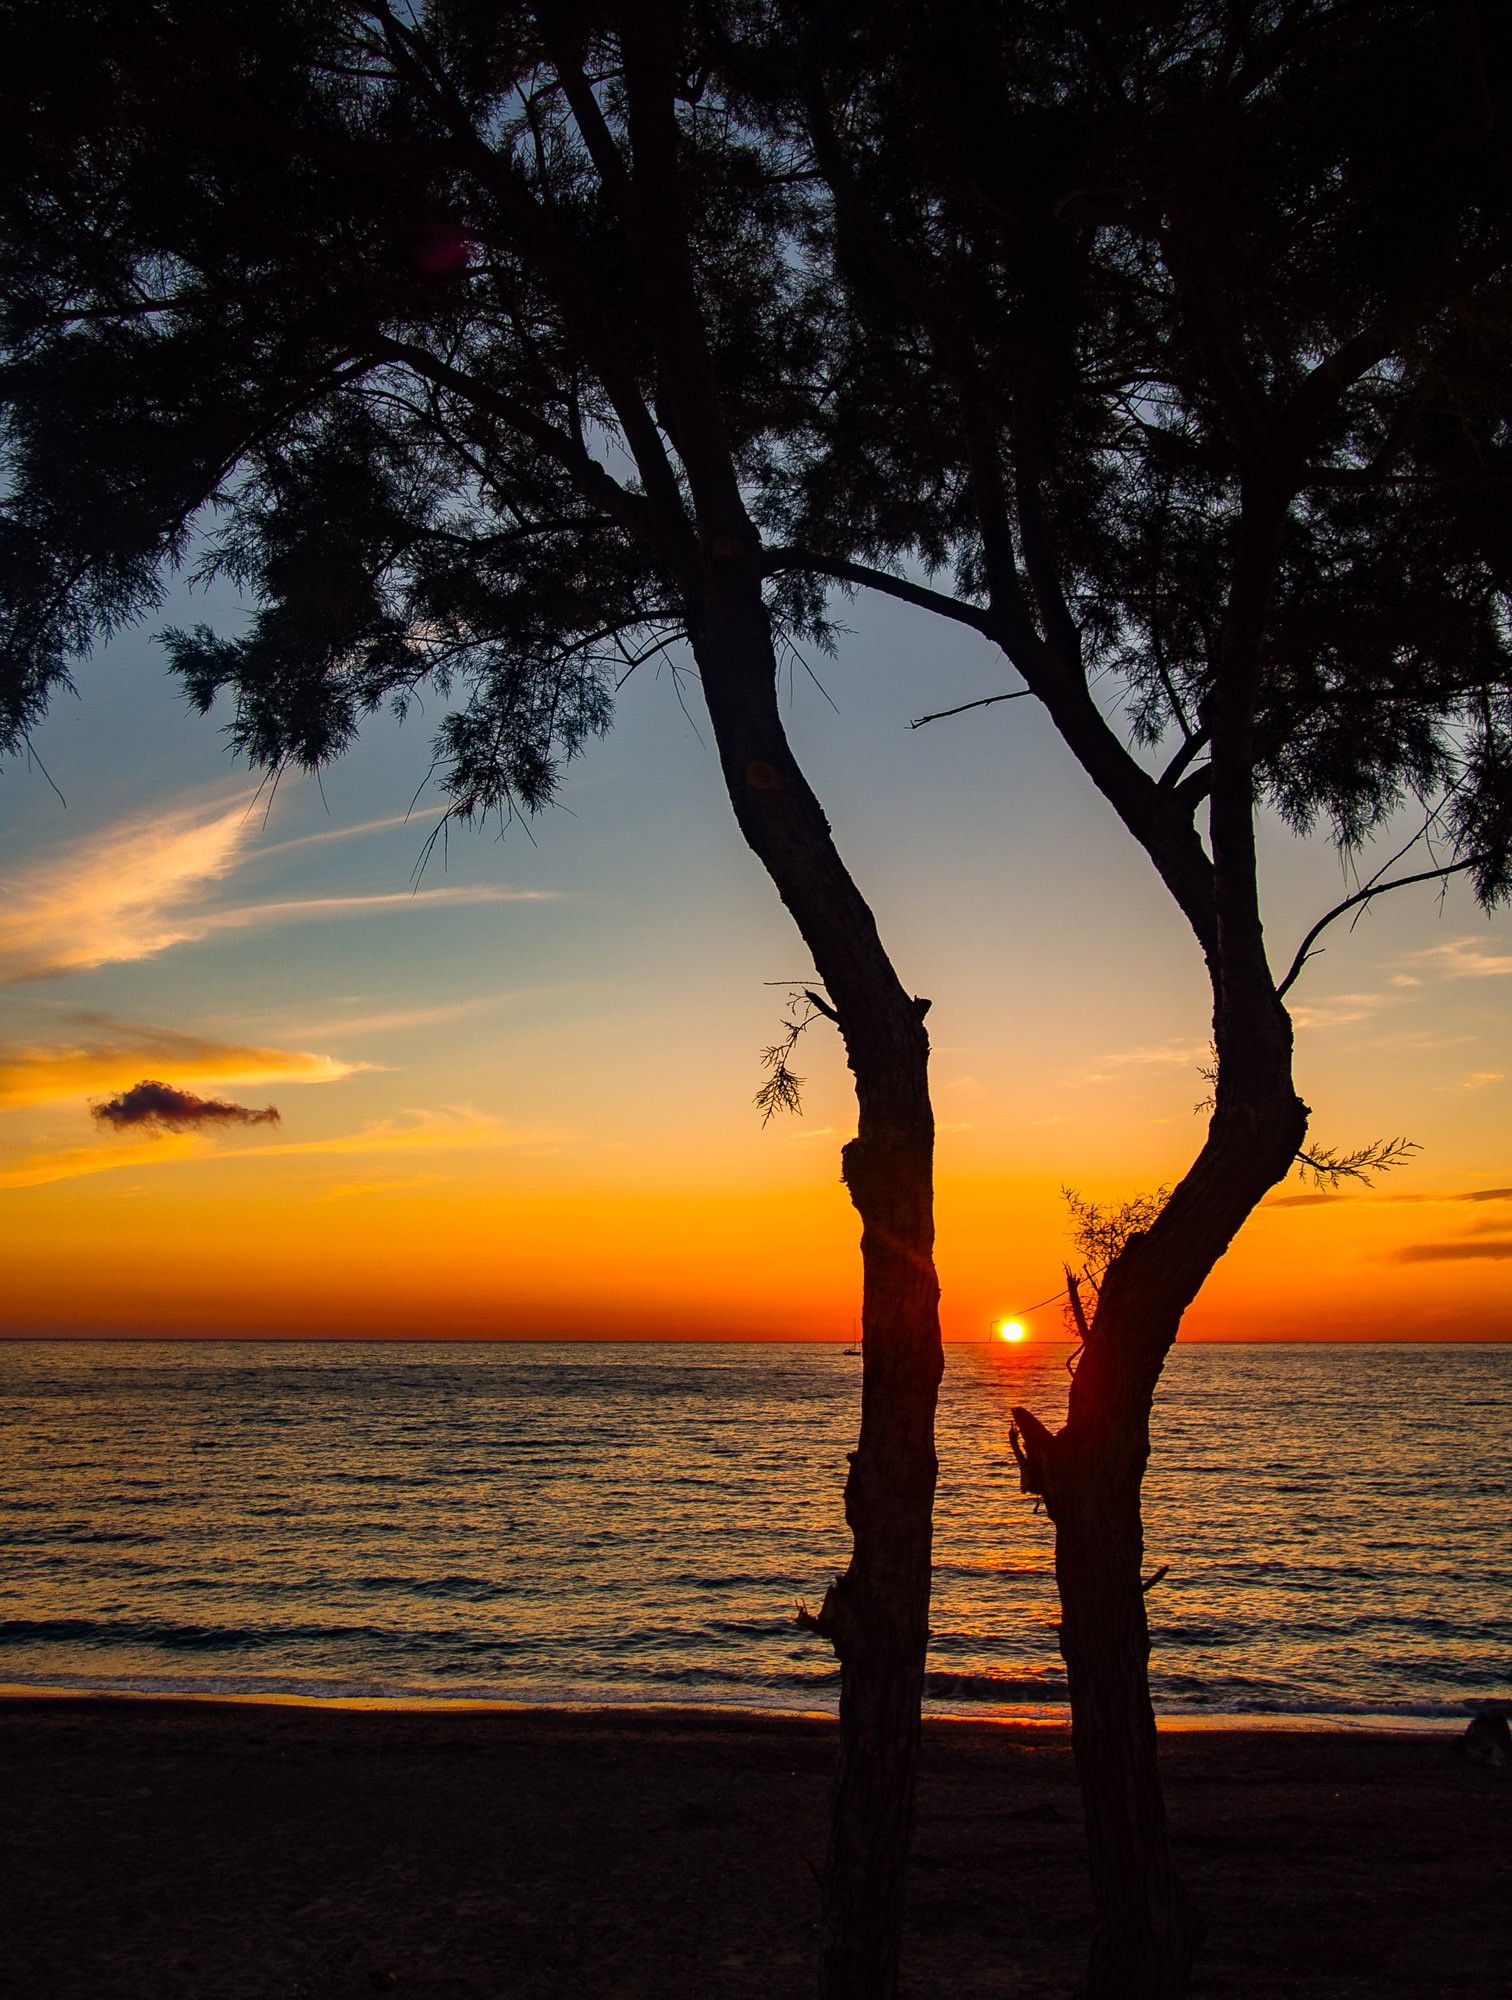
[2,1697,1506,1998]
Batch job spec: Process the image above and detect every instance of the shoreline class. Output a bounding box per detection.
[4,1694,1505,1998]
[0,1678,1479,1733]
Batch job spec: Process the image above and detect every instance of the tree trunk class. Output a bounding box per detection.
[816,1099,941,2000]
[690,571,943,2000]
[1050,1381,1202,1997]
[1013,1050,1307,2000]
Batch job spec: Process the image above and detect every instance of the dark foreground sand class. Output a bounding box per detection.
[1,1698,1507,1999]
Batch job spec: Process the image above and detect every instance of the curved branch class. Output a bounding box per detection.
[761,546,997,638]
[1277,853,1489,999]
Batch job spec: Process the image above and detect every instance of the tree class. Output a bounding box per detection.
[721,3,1512,1991]
[0,6,944,1992]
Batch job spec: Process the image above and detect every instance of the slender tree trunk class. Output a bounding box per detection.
[817,1082,941,1999]
[690,571,943,2000]
[1013,1022,1307,2000]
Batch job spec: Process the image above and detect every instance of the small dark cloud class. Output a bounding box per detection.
[92,1079,281,1133]
[1265,1192,1342,1209]
[1393,1240,1512,1264]
[1456,1186,1512,1204]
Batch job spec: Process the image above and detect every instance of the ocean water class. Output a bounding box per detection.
[1,1339,1507,1724]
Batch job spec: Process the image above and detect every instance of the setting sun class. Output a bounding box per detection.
[996,1320,1027,1343]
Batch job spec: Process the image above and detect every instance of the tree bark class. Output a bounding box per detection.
[1013,1005,1307,2000]
[690,566,943,2000]
[1038,1344,1202,1999]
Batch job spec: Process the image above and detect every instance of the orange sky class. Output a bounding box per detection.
[3,589,1508,1342]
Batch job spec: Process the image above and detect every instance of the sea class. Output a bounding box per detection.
[1,1339,1507,1727]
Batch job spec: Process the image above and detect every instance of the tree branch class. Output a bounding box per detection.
[761,546,998,638]
[1277,853,1489,999]
[909,690,1031,730]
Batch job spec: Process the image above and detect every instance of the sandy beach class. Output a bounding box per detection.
[2,1697,1506,1998]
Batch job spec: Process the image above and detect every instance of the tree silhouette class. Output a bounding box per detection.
[0,8,943,1992]
[721,3,1511,1991]
[7,6,1511,1997]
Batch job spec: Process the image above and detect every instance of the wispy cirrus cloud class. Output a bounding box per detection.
[1288,991,1390,1031]
[1078,1039,1208,1086]
[0,1015,369,1111]
[1266,1183,1512,1211]
[231,1104,562,1162]
[1394,1238,1512,1263]
[0,790,555,982]
[1409,936,1512,980]
[0,1103,560,1194]
[278,998,499,1040]
[0,1133,203,1192]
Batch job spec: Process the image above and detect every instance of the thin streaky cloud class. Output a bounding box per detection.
[195,887,555,932]
[1265,1183,1512,1211]
[0,1134,203,1192]
[1394,1239,1512,1263]
[246,812,425,862]
[1288,991,1390,1031]
[0,1021,369,1110]
[225,1104,566,1162]
[0,1105,560,1194]
[279,999,500,1040]
[1078,1039,1207,1084]
[0,786,557,982]
[1410,936,1512,979]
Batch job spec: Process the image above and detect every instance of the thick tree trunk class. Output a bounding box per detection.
[1013,1033,1307,2000]
[690,573,943,2000]
[1050,1382,1202,1997]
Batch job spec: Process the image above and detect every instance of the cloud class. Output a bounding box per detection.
[0,791,255,980]
[1288,992,1389,1031]
[1265,1183,1512,1212]
[0,1016,368,1110]
[228,1103,560,1161]
[248,813,421,861]
[1079,1039,1208,1084]
[1410,936,1512,979]
[0,789,556,982]
[0,1103,556,1194]
[93,1080,281,1132]
[187,886,552,938]
[1464,1071,1505,1089]
[0,1135,201,1192]
[316,1174,449,1202]
[280,999,496,1039]
[1394,1239,1512,1263]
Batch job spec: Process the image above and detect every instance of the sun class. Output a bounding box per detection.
[996,1319,1027,1343]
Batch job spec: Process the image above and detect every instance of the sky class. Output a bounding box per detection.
[2,574,1509,1343]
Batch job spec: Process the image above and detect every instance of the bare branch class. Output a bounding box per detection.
[910,690,1032,730]
[761,546,998,639]
[1277,854,1489,999]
